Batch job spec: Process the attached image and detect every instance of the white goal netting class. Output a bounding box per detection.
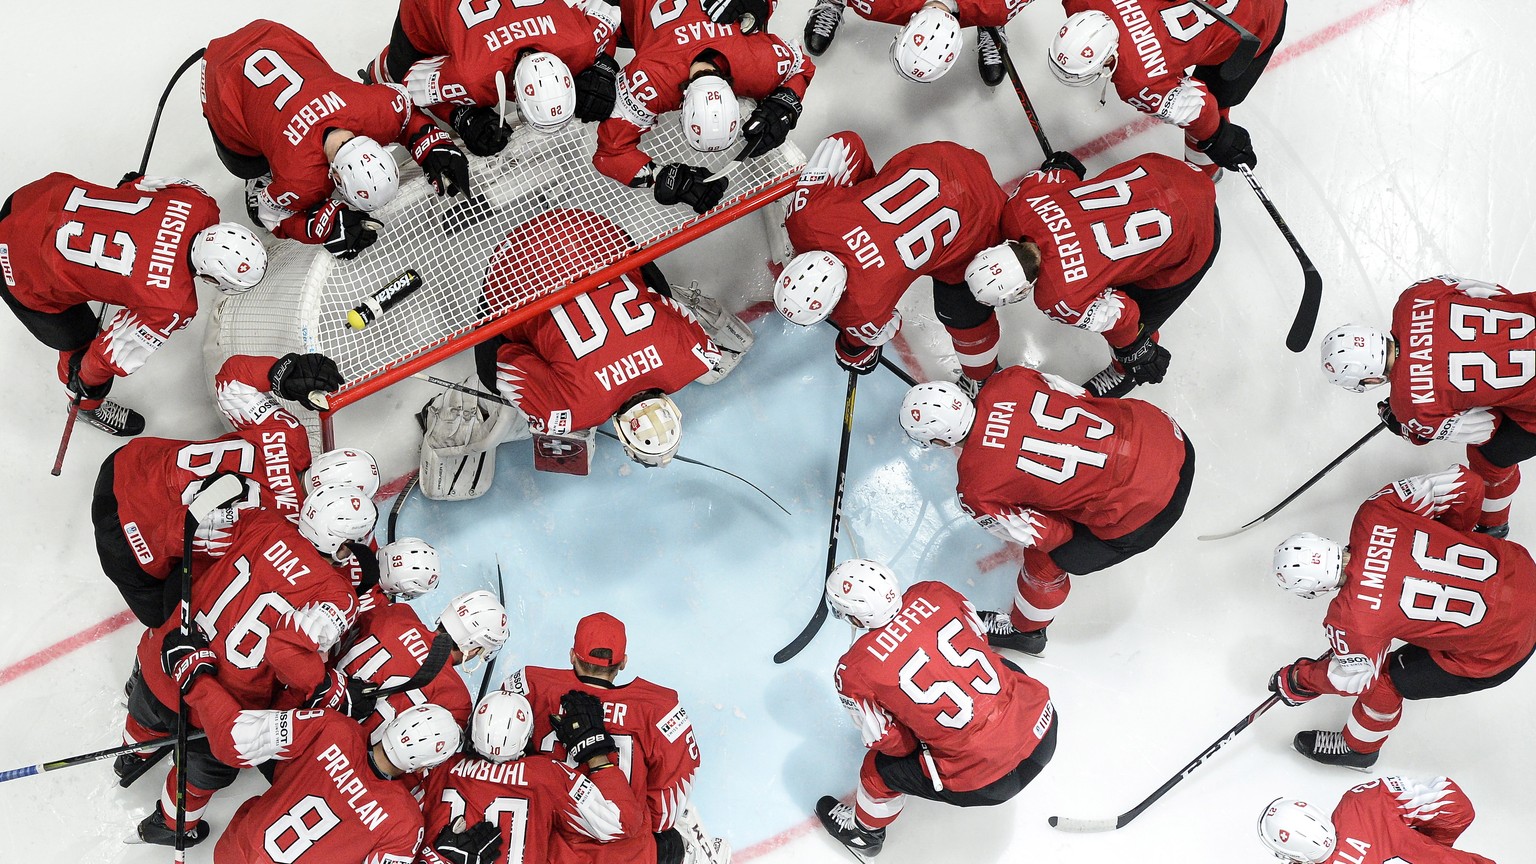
[204,113,804,447]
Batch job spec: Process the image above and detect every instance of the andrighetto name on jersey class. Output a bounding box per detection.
[1356,523,1397,611]
[145,199,193,290]
[1111,0,1169,78]
[1024,195,1087,283]
[316,743,390,831]
[450,757,529,786]
[1405,297,1435,405]
[865,597,942,662]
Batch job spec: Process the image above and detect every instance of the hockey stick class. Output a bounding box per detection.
[362,632,455,699]
[879,355,918,388]
[138,48,205,178]
[0,732,208,784]
[990,28,1053,159]
[1235,163,1323,352]
[386,473,419,543]
[409,373,791,514]
[1179,0,1260,81]
[1198,422,1385,541]
[774,369,858,663]
[474,558,508,706]
[50,305,108,476]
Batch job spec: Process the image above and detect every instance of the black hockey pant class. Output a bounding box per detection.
[1050,434,1196,575]
[1120,209,1222,339]
[125,668,240,794]
[875,703,1057,807]
[1193,2,1289,108]
[93,450,178,627]
[1388,642,1535,701]
[209,125,272,181]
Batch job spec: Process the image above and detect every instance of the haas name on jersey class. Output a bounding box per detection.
[671,20,735,46]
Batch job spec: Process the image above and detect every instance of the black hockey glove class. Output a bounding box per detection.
[161,626,217,696]
[411,126,473,198]
[63,348,112,404]
[574,54,621,123]
[433,819,503,864]
[307,669,379,719]
[448,105,512,158]
[550,690,617,764]
[1269,661,1321,707]
[834,332,880,376]
[653,163,728,214]
[269,353,344,410]
[1377,399,1407,438]
[345,541,381,595]
[1111,329,1171,386]
[739,87,803,159]
[1040,150,1086,180]
[703,0,769,31]
[1196,118,1256,171]
[312,201,383,261]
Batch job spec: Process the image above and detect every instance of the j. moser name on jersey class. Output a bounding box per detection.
[1405,297,1435,405]
[864,597,943,662]
[1112,0,1170,78]
[594,345,665,392]
[1024,195,1086,283]
[317,743,391,831]
[284,91,346,146]
[146,199,195,290]
[483,16,558,52]
[1356,523,1398,611]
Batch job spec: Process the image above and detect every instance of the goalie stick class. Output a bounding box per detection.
[1178,0,1261,81]
[0,732,207,784]
[1236,163,1323,352]
[1198,422,1386,541]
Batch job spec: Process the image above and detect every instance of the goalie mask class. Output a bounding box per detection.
[307,448,380,498]
[900,381,975,447]
[1320,325,1391,392]
[890,6,961,83]
[329,134,399,212]
[439,589,510,672]
[826,559,902,630]
[1257,798,1336,864]
[680,73,741,152]
[1050,11,1119,87]
[377,537,440,598]
[471,691,535,763]
[774,251,847,326]
[298,483,377,557]
[967,242,1035,307]
[1272,533,1345,599]
[379,703,460,773]
[613,391,683,467]
[515,51,576,132]
[190,223,266,294]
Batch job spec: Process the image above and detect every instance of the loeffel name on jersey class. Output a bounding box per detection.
[263,537,313,586]
[1111,0,1170,78]
[594,344,665,391]
[261,431,300,515]
[483,16,558,52]
[1404,297,1436,405]
[1355,523,1398,611]
[283,91,347,146]
[316,743,391,831]
[1023,195,1086,283]
[146,199,195,290]
[979,401,1018,449]
[450,756,528,786]
[670,20,735,47]
[864,597,943,663]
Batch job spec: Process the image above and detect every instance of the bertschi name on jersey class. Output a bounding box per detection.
[317,743,392,831]
[864,597,943,663]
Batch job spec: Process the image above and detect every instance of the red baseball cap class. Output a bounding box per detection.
[573,612,627,667]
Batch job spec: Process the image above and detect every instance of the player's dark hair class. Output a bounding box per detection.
[1012,240,1043,283]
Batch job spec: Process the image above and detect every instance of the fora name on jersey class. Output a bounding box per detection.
[482,16,558,52]
[864,597,943,662]
[979,401,1018,449]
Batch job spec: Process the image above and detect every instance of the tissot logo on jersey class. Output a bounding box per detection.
[1404,297,1436,405]
[1024,195,1086,282]
[317,743,391,831]
[657,704,691,743]
[482,15,558,52]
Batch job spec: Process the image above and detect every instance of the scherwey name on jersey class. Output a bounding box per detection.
[864,596,943,662]
[317,741,392,831]
[262,430,302,516]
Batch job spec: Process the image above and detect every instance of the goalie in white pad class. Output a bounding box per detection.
[418,384,525,500]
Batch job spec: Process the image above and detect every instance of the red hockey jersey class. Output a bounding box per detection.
[331,600,472,743]
[1327,776,1495,864]
[835,581,1054,792]
[1062,0,1286,140]
[955,366,1187,550]
[786,134,1006,347]
[1000,153,1217,347]
[1386,275,1536,439]
[594,0,815,184]
[850,0,1022,28]
[0,173,217,382]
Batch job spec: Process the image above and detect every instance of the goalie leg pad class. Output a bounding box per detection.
[533,427,596,476]
[675,802,732,864]
[419,387,527,500]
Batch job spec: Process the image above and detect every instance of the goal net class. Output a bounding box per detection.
[204,114,804,449]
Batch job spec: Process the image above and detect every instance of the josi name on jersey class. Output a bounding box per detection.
[864,596,943,663]
[316,743,391,831]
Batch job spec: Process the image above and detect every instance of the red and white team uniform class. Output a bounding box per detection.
[1000,152,1217,351]
[835,581,1054,828]
[1385,275,1536,527]
[0,173,218,391]
[202,20,440,242]
[594,0,815,185]
[504,665,701,864]
[187,680,427,864]
[955,366,1187,627]
[785,132,1008,379]
[1327,776,1496,864]
[1062,0,1287,141]
[392,0,617,108]
[417,752,642,864]
[1289,467,1536,753]
[329,600,472,743]
[850,0,1024,30]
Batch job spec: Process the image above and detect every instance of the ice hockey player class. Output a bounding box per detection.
[202,19,473,258]
[775,131,1012,393]
[120,484,374,845]
[1320,275,1536,538]
[1269,465,1536,769]
[417,690,645,864]
[165,632,468,862]
[92,353,346,626]
[1258,776,1497,864]
[366,0,622,154]
[900,367,1193,654]
[0,172,264,436]
[815,560,1056,857]
[803,0,1026,87]
[593,0,816,214]
[966,150,1219,397]
[1049,0,1288,177]
[503,612,724,864]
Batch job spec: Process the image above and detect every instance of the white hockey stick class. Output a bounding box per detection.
[495,70,508,128]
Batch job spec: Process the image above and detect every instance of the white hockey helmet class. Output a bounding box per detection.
[680,73,741,153]
[774,251,847,326]
[379,703,461,773]
[900,382,976,448]
[1320,325,1392,392]
[471,691,535,763]
[1272,532,1345,599]
[1257,798,1337,864]
[613,391,683,467]
[377,537,440,598]
[306,448,381,498]
[298,483,378,556]
[190,223,267,294]
[889,6,962,83]
[439,589,510,662]
[967,242,1035,307]
[515,51,576,133]
[329,135,399,212]
[1049,11,1119,87]
[826,559,902,630]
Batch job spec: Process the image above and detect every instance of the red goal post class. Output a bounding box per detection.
[203,117,805,450]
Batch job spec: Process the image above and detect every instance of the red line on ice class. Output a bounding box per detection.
[0,609,136,687]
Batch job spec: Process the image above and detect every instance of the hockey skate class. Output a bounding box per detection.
[804,0,845,56]
[1083,364,1135,399]
[135,806,210,847]
[816,796,885,857]
[956,363,998,400]
[80,400,144,437]
[977,28,1006,87]
[1475,523,1510,539]
[1293,730,1378,771]
[978,610,1047,656]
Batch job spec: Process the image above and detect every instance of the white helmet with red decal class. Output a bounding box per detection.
[471,691,536,763]
[298,484,377,556]
[1049,11,1119,87]
[681,73,741,152]
[826,559,902,630]
[900,382,976,447]
[515,51,576,132]
[380,703,461,773]
[774,251,847,326]
[1256,797,1336,863]
[890,6,962,83]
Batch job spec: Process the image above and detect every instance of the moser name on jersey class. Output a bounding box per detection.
[1405,297,1435,405]
[864,597,943,662]
[450,757,528,786]
[263,538,313,586]
[1356,523,1398,611]
[1112,0,1170,77]
[670,21,735,47]
[980,401,1017,449]
[283,91,347,146]
[1024,195,1087,282]
[593,344,665,392]
[145,199,194,290]
[317,743,391,831]
[483,15,558,52]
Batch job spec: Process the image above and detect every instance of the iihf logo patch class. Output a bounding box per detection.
[0,243,13,287]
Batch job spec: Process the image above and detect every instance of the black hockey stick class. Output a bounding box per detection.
[879,355,918,388]
[474,558,508,706]
[1198,422,1386,541]
[1179,0,1260,81]
[386,473,419,543]
[593,429,791,515]
[362,632,455,699]
[1235,163,1323,352]
[989,28,1053,158]
[0,732,208,784]
[49,304,109,477]
[138,48,206,178]
[774,369,858,664]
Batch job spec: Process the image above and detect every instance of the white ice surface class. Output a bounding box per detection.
[1,1,1533,862]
